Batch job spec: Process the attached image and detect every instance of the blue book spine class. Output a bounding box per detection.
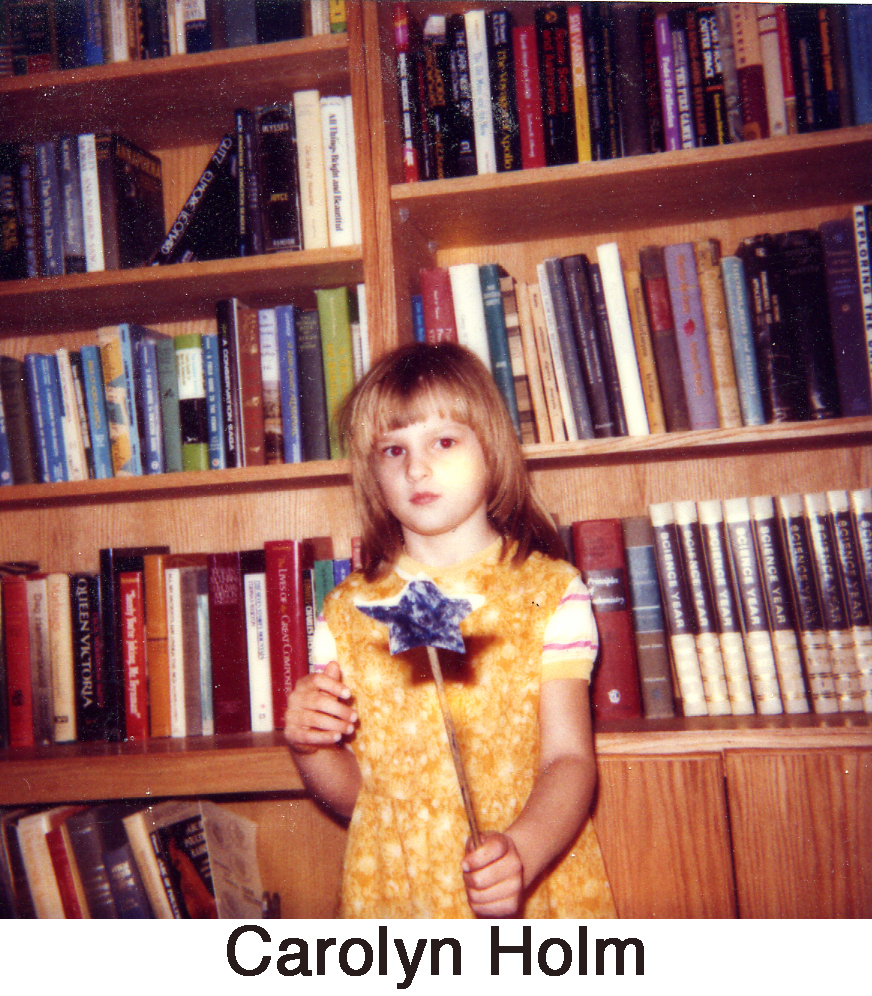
[83,0,104,66]
[117,324,144,475]
[34,140,65,277]
[847,6,872,126]
[25,354,67,482]
[41,354,69,481]
[0,383,13,486]
[333,558,351,586]
[80,345,114,479]
[276,304,303,463]
[720,256,766,427]
[411,294,426,342]
[479,262,521,434]
[137,338,165,474]
[202,332,226,470]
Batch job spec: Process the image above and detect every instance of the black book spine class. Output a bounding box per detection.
[215,299,243,469]
[486,9,521,173]
[0,356,38,484]
[536,4,577,166]
[588,262,628,435]
[611,2,649,158]
[295,309,330,462]
[57,135,86,274]
[421,15,459,179]
[447,13,477,177]
[256,104,302,253]
[695,4,728,146]
[255,0,303,43]
[0,143,29,281]
[70,571,106,741]
[235,107,264,256]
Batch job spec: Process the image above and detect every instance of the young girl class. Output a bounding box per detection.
[284,341,615,919]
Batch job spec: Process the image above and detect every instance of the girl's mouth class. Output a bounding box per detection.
[409,492,439,506]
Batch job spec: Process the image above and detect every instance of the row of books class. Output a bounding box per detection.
[414,205,872,444]
[0,797,268,919]
[393,2,872,181]
[0,534,353,749]
[1,0,346,75]
[568,488,872,722]
[0,284,367,486]
[0,87,360,281]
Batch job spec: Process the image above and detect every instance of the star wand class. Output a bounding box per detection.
[355,578,482,849]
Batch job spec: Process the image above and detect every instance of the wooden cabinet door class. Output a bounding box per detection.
[725,749,872,917]
[592,754,737,918]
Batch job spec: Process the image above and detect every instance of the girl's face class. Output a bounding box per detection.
[372,405,497,563]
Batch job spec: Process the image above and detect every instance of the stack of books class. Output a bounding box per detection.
[0,534,355,749]
[567,488,872,723]
[0,797,268,919]
[393,2,872,180]
[0,0,346,74]
[414,204,872,444]
[0,89,359,281]
[0,283,367,486]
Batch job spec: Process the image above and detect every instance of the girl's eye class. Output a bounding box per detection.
[382,444,404,458]
[437,437,456,449]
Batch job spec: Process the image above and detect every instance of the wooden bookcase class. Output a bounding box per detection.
[1,1,871,918]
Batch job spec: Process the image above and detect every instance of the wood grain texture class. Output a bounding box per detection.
[592,753,737,917]
[725,749,872,917]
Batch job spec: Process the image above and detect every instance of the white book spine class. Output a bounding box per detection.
[17,812,65,918]
[756,4,787,137]
[197,591,213,736]
[448,263,492,371]
[535,261,578,442]
[697,499,755,715]
[465,10,497,174]
[164,567,186,737]
[673,500,732,715]
[344,95,361,245]
[596,242,650,436]
[310,0,330,34]
[244,572,274,732]
[78,134,104,273]
[54,349,87,482]
[723,496,783,715]
[321,94,354,248]
[749,494,810,714]
[104,0,130,62]
[649,501,708,716]
[293,89,329,250]
[356,282,369,377]
[47,573,77,743]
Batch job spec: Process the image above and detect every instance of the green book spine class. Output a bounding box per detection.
[315,286,354,458]
[174,334,209,472]
[155,337,183,473]
[479,262,520,434]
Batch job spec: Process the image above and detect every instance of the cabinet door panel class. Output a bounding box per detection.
[593,754,736,918]
[725,750,872,917]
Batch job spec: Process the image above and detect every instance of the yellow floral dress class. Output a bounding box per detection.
[319,539,616,919]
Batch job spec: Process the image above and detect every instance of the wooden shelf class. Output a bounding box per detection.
[0,36,351,152]
[391,126,872,247]
[2,716,868,806]
[0,416,866,510]
[0,246,363,336]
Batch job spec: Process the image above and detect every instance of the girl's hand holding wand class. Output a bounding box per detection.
[462,832,524,918]
[284,660,358,753]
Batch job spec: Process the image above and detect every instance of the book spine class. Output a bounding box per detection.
[566,4,592,163]
[215,299,242,469]
[243,556,274,733]
[804,491,865,711]
[612,1,650,158]
[513,23,546,169]
[655,11,680,150]
[320,94,354,248]
[486,9,520,173]
[34,139,64,276]
[639,245,690,431]
[855,205,872,393]
[663,242,719,429]
[201,332,225,470]
[446,13,477,177]
[572,518,643,720]
[136,337,164,474]
[57,135,85,272]
[69,572,106,741]
[258,308,282,465]
[98,332,139,477]
[420,14,455,180]
[846,5,872,125]
[719,255,767,426]
[623,266,666,433]
[3,576,34,747]
[465,8,496,175]
[587,262,627,435]
[731,0,769,139]
[757,4,788,137]
[181,565,206,737]
[275,305,302,464]
[25,574,53,745]
[235,107,263,256]
[394,3,420,182]
[715,4,745,143]
[295,308,330,462]
[164,566,186,737]
[596,242,650,436]
[775,493,840,714]
[54,348,87,481]
[648,502,708,716]
[669,10,697,149]
[696,500,756,715]
[315,285,354,459]
[749,495,811,713]
[67,350,94,479]
[819,217,872,417]
[207,552,251,734]
[621,515,676,719]
[535,4,576,166]
[722,497,784,714]
[693,239,743,428]
[695,5,729,145]
[673,501,732,715]
[827,490,872,711]
[264,539,305,727]
[174,333,209,473]
[419,267,457,344]
[119,571,149,740]
[500,271,537,445]
[47,572,76,743]
[79,345,113,479]
[292,90,329,250]
[478,262,520,435]
[142,553,171,738]
[525,281,566,442]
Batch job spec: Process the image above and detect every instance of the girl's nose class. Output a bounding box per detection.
[405,450,430,481]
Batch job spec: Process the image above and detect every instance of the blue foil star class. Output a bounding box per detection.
[355,579,477,655]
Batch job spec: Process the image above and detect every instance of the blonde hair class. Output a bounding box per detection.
[337,341,564,578]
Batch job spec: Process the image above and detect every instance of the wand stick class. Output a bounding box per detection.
[426,645,481,850]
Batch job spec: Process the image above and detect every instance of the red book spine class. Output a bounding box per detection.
[513,23,546,169]
[264,539,307,728]
[572,518,644,720]
[119,572,149,741]
[419,267,458,343]
[3,576,34,747]
[45,826,84,919]
[394,3,421,183]
[207,552,251,734]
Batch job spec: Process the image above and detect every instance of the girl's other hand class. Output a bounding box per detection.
[461,832,524,917]
[284,660,358,754]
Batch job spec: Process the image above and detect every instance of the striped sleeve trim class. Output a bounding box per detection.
[540,575,598,683]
